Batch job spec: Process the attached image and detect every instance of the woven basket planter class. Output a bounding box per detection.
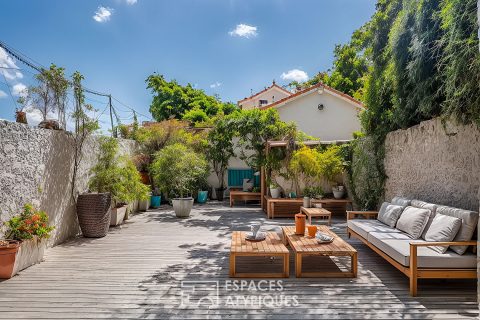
[76,193,112,238]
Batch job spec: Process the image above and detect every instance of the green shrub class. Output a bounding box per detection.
[6,204,54,240]
[150,143,209,198]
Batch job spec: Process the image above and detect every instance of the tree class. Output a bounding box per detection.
[146,73,237,125]
[206,115,236,190]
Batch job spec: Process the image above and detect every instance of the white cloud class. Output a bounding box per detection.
[12,83,27,97]
[24,106,44,126]
[229,24,258,38]
[93,6,113,23]
[210,82,222,89]
[0,90,7,98]
[0,48,23,81]
[126,0,137,4]
[280,69,309,82]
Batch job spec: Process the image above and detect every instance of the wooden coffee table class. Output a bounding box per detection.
[301,206,332,225]
[282,226,357,278]
[230,231,289,278]
[230,191,261,207]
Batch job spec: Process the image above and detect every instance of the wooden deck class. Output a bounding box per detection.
[0,203,477,319]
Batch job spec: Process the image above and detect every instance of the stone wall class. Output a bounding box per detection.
[384,117,480,212]
[0,121,137,246]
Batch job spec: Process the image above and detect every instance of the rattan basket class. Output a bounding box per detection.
[76,193,112,238]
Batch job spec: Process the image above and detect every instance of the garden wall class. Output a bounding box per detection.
[384,117,480,212]
[0,120,137,246]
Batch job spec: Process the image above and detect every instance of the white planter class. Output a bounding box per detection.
[172,198,194,218]
[270,188,281,199]
[139,197,150,212]
[333,189,345,199]
[12,238,46,275]
[303,197,311,208]
[110,205,127,226]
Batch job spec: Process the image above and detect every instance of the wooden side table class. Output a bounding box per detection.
[301,206,332,225]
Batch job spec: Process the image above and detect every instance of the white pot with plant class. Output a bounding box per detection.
[151,143,209,218]
[332,185,345,199]
[269,182,281,199]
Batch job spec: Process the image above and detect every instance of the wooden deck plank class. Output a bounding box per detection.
[0,203,476,319]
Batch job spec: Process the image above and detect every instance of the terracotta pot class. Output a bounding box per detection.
[0,240,21,279]
[295,213,306,235]
[15,111,27,124]
[140,172,150,185]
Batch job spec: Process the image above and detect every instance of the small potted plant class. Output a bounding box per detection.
[1,204,54,278]
[151,143,209,218]
[302,187,316,208]
[150,188,162,208]
[332,185,345,199]
[269,182,281,199]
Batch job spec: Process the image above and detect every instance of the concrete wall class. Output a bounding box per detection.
[0,121,136,246]
[384,117,480,212]
[276,90,362,140]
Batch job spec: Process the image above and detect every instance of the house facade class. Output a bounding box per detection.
[240,82,365,140]
[238,81,292,110]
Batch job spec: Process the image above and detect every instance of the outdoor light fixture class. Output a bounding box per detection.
[318,104,325,111]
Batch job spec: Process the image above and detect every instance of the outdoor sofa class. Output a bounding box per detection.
[347,197,478,296]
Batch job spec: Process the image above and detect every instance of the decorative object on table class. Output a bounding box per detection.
[307,225,318,237]
[245,224,266,241]
[303,196,311,208]
[314,203,323,208]
[288,192,296,198]
[332,185,345,199]
[295,213,306,235]
[316,231,334,243]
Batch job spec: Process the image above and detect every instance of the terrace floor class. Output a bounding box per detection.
[0,203,477,319]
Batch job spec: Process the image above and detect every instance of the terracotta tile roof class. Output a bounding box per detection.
[238,83,292,103]
[260,82,364,110]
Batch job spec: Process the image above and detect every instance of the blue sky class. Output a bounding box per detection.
[0,0,375,128]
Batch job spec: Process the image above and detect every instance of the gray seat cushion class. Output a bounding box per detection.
[436,205,479,255]
[424,214,462,253]
[411,199,438,239]
[367,232,476,268]
[377,202,404,228]
[391,196,411,207]
[347,219,400,239]
[395,206,431,239]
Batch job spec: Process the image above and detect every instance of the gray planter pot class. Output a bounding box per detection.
[139,197,150,212]
[270,188,281,199]
[110,205,127,226]
[303,196,311,208]
[172,198,194,218]
[12,238,46,276]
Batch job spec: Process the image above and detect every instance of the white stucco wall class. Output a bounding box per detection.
[239,87,291,110]
[275,90,362,140]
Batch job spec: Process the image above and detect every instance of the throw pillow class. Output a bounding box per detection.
[377,202,404,228]
[395,206,430,239]
[424,214,462,253]
[436,206,479,255]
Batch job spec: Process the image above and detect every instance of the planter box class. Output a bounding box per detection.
[110,205,127,226]
[139,197,150,212]
[12,238,46,276]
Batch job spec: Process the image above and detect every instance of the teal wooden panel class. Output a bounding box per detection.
[228,169,259,187]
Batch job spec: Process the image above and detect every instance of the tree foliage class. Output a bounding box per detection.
[146,73,238,126]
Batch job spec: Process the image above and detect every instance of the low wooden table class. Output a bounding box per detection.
[230,231,289,278]
[282,226,357,278]
[301,206,332,225]
[230,191,261,207]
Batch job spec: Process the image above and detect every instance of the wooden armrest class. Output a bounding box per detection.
[409,241,477,247]
[347,211,378,220]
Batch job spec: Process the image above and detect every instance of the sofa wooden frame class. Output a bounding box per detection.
[346,211,478,296]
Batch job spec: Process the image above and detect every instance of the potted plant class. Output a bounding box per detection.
[132,153,151,185]
[196,179,209,204]
[88,138,149,227]
[151,143,209,218]
[0,204,54,278]
[302,187,316,208]
[150,188,162,209]
[269,182,281,199]
[317,145,344,198]
[206,116,236,201]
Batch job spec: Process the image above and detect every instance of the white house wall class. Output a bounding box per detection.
[275,90,362,140]
[240,87,291,110]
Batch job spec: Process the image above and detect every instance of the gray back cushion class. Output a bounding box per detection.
[391,196,411,207]
[424,214,462,253]
[395,206,431,239]
[435,205,479,255]
[377,202,404,228]
[411,200,438,239]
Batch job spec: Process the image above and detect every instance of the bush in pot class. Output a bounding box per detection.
[88,138,149,227]
[151,143,209,218]
[0,204,54,278]
[317,145,344,198]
